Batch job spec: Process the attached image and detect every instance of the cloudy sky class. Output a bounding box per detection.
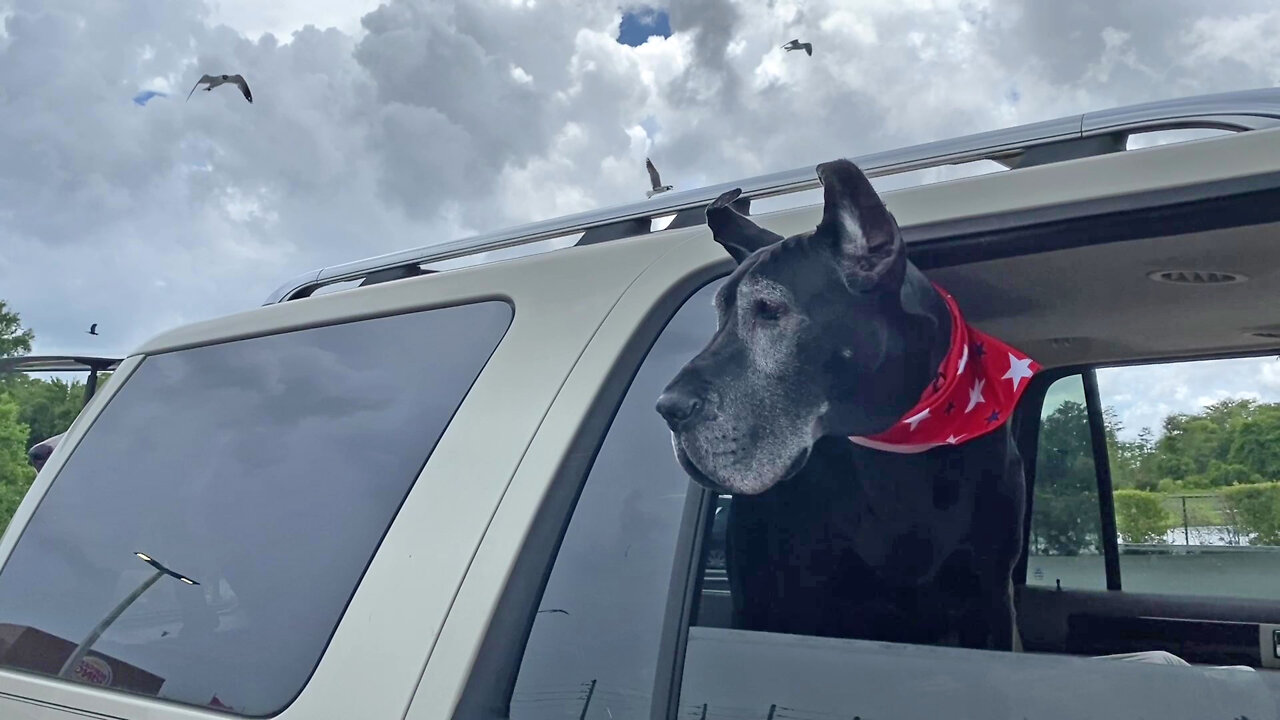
[3,0,1280,438]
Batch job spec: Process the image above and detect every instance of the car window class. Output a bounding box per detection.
[1025,374,1106,591]
[0,301,512,716]
[1096,357,1280,600]
[510,280,723,720]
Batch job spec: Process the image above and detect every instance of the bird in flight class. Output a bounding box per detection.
[536,608,569,615]
[187,74,253,104]
[86,323,99,336]
[782,39,813,56]
[646,158,673,198]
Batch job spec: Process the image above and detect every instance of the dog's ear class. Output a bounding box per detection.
[814,159,906,291]
[706,188,783,264]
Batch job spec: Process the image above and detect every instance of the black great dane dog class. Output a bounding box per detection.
[655,158,1036,651]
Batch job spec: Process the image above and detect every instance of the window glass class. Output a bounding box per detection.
[1025,374,1105,591]
[0,301,512,715]
[1097,357,1280,599]
[511,281,723,720]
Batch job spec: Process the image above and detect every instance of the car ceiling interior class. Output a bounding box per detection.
[928,219,1280,369]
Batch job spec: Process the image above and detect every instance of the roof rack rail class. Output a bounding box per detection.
[264,87,1280,304]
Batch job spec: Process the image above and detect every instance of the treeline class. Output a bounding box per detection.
[1109,396,1280,492]
[1035,395,1280,554]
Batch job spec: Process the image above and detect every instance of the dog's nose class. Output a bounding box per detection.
[656,389,702,429]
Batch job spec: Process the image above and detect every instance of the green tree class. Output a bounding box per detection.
[1227,405,1280,480]
[0,300,37,533]
[4,376,86,448]
[1107,414,1161,491]
[1114,489,1174,543]
[1156,415,1226,479]
[1221,483,1280,546]
[1206,461,1264,488]
[1034,400,1100,555]
[0,394,35,534]
[0,300,34,359]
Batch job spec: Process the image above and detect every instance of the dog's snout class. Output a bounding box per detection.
[28,446,50,472]
[656,389,703,429]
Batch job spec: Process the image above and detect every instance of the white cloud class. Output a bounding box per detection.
[204,0,382,40]
[1098,357,1280,440]
[1260,360,1280,392]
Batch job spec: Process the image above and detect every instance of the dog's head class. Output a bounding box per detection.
[28,432,63,472]
[656,159,946,495]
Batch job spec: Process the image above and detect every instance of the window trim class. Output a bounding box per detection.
[652,485,717,720]
[1010,368,1054,587]
[452,263,730,720]
[1021,367,1123,591]
[1082,369,1123,591]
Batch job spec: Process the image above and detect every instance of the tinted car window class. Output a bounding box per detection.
[0,301,512,715]
[511,280,722,720]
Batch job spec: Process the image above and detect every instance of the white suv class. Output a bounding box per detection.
[4,87,1280,719]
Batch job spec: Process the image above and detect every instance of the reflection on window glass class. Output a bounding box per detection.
[1097,358,1280,600]
[1026,374,1104,591]
[0,301,512,715]
[511,280,722,720]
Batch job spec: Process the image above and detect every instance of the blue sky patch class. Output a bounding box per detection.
[617,6,671,47]
[639,115,661,139]
[133,90,167,106]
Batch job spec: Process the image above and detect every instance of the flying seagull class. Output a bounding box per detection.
[782,39,813,56]
[645,158,673,198]
[86,323,99,336]
[187,74,253,104]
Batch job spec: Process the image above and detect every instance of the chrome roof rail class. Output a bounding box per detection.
[264,87,1280,304]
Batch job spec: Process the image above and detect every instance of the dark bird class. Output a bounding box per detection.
[645,158,673,198]
[187,74,253,104]
[782,39,813,56]
[536,608,569,615]
[86,323,98,336]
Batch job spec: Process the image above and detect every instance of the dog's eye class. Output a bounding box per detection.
[753,298,785,321]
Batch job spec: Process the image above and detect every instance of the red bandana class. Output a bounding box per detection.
[849,283,1041,454]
